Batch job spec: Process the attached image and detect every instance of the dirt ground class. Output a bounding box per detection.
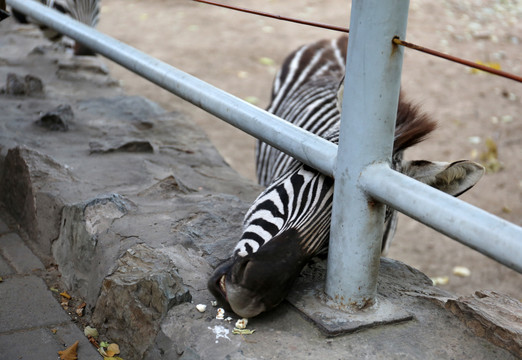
[96,0,521,299]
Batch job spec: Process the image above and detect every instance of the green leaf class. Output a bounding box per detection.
[258,57,275,66]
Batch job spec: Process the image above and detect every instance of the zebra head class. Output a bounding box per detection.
[208,111,484,319]
[208,36,485,318]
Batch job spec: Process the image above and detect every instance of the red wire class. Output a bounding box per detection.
[193,0,522,83]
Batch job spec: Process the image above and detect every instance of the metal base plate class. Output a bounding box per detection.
[286,261,413,336]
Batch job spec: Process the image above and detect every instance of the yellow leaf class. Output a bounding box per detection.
[232,328,256,335]
[244,96,259,105]
[502,206,512,213]
[106,343,120,357]
[470,61,502,74]
[479,137,502,173]
[60,291,71,299]
[58,340,78,360]
[452,266,471,277]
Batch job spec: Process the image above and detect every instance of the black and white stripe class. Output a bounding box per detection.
[209,36,485,318]
[256,37,347,186]
[234,36,433,259]
[235,37,347,259]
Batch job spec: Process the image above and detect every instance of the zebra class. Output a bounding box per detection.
[208,36,485,319]
[11,0,100,55]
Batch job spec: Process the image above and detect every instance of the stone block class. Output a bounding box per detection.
[445,290,522,358]
[35,103,74,132]
[2,73,44,96]
[0,146,77,259]
[52,193,131,306]
[92,243,191,360]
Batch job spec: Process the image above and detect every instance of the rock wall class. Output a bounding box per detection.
[1,18,520,360]
[0,18,260,359]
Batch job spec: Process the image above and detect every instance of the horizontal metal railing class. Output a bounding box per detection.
[4,0,337,178]
[6,0,521,304]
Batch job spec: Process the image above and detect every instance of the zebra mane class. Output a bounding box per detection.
[393,96,437,153]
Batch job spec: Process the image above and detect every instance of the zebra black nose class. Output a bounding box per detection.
[212,229,311,317]
[208,259,234,310]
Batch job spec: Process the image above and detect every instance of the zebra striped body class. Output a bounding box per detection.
[257,37,347,186]
[234,38,346,262]
[12,0,100,55]
[235,36,433,260]
[208,36,484,318]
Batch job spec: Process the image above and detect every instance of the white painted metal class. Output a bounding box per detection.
[325,0,411,308]
[361,164,522,273]
[5,0,337,177]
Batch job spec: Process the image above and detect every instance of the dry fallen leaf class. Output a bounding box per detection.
[84,325,99,339]
[244,96,259,105]
[431,276,449,286]
[470,61,501,74]
[88,335,99,349]
[502,206,512,213]
[106,343,120,357]
[76,302,86,317]
[58,340,78,360]
[258,57,275,66]
[60,291,72,299]
[479,137,502,173]
[232,328,256,335]
[453,266,471,277]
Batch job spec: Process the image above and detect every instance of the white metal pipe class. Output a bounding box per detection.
[362,164,522,273]
[326,0,410,308]
[6,0,337,177]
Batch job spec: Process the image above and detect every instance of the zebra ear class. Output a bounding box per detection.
[403,160,485,197]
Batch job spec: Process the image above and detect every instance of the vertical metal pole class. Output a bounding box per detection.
[326,0,410,309]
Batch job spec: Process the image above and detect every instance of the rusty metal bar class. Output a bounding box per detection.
[192,0,349,33]
[194,0,521,83]
[393,37,522,83]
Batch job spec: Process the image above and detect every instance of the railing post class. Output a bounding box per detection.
[326,0,410,309]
